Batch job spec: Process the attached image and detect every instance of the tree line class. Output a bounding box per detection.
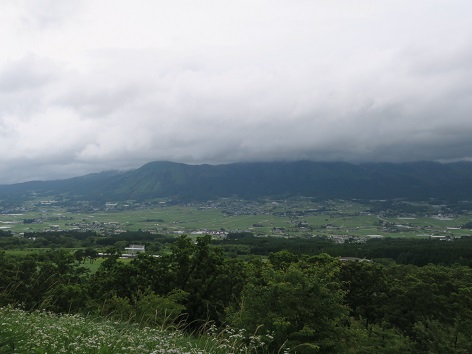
[3,229,472,267]
[1,235,472,353]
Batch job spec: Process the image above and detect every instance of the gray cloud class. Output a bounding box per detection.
[0,0,472,183]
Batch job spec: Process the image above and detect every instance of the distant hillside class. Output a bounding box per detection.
[1,160,472,201]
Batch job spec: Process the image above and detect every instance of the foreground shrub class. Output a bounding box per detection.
[96,289,188,328]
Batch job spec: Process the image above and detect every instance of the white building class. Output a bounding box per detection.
[123,244,145,257]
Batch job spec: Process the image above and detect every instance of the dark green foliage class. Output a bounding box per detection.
[228,254,348,352]
[339,261,472,353]
[89,235,246,326]
[340,261,389,329]
[22,230,98,248]
[94,230,170,246]
[0,230,174,251]
[2,239,472,352]
[226,231,254,239]
[0,230,12,237]
[0,250,89,311]
[0,325,16,354]
[461,221,472,229]
[99,289,187,326]
[24,230,98,240]
[218,236,472,266]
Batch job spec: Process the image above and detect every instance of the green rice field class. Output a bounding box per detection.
[1,198,471,239]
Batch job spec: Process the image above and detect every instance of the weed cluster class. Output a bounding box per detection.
[0,306,279,353]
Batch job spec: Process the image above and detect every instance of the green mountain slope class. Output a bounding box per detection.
[1,160,472,201]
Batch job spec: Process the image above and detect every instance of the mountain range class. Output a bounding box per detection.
[1,160,472,201]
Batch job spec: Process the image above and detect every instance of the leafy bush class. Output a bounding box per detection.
[98,289,187,327]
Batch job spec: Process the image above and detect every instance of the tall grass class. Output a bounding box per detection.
[0,306,279,353]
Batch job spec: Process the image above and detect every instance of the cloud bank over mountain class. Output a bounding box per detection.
[1,0,472,183]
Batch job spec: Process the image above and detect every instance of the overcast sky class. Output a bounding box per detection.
[1,0,472,183]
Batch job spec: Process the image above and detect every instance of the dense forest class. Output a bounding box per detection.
[1,235,472,353]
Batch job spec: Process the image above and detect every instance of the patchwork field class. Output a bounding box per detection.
[1,198,471,239]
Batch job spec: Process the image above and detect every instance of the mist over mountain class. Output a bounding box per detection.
[1,160,472,202]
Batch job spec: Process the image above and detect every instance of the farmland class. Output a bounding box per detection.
[1,197,472,240]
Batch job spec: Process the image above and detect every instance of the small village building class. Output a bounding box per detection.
[123,244,145,257]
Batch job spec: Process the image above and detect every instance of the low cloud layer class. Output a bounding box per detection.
[1,0,472,183]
